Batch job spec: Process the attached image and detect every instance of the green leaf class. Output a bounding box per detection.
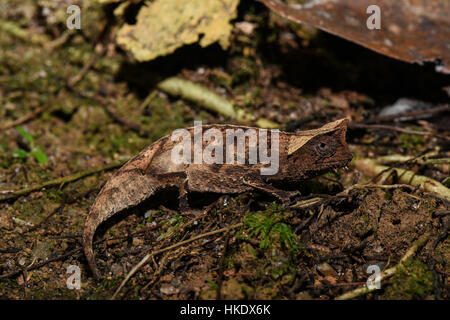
[13,148,29,159]
[16,126,34,145]
[31,148,48,164]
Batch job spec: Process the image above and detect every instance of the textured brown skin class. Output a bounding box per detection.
[83,119,352,278]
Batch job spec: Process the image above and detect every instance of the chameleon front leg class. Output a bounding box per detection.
[242,178,300,206]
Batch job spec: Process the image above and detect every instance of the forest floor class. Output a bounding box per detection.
[0,1,448,300]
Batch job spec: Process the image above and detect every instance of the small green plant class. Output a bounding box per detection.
[243,203,300,254]
[207,279,218,290]
[13,126,48,164]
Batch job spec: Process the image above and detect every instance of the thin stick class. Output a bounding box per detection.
[158,200,219,248]
[0,247,82,279]
[21,194,67,234]
[0,161,126,202]
[350,123,450,141]
[355,158,450,200]
[111,223,243,299]
[0,107,48,132]
[157,77,279,128]
[335,232,431,300]
[67,45,107,88]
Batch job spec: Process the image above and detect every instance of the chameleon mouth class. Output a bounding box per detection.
[315,159,352,170]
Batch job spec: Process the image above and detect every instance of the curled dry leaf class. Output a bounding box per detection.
[116,0,240,62]
[260,0,450,73]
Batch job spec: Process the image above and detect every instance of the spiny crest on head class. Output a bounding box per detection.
[287,118,348,155]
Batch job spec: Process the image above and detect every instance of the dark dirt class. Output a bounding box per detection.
[0,0,448,300]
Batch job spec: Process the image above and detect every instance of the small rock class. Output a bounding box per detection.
[110,263,123,276]
[316,262,338,277]
[0,209,13,230]
[323,275,337,285]
[235,21,256,35]
[29,192,44,199]
[344,269,354,283]
[19,258,26,266]
[32,242,52,261]
[160,284,179,295]
[132,237,144,247]
[296,291,313,300]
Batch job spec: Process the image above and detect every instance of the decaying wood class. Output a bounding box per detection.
[355,158,450,200]
[83,119,352,278]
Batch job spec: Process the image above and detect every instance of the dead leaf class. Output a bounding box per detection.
[117,0,240,62]
[260,0,450,73]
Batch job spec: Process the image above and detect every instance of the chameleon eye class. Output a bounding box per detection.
[314,136,337,157]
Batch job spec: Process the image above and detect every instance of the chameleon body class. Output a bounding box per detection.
[83,119,352,278]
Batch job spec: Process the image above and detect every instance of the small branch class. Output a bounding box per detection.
[158,200,219,248]
[67,44,107,88]
[0,107,48,132]
[111,223,243,300]
[355,158,450,201]
[378,154,450,166]
[0,20,49,45]
[103,104,151,137]
[216,232,232,300]
[0,161,126,202]
[21,194,67,234]
[290,197,324,209]
[157,77,279,128]
[349,123,450,141]
[335,232,431,300]
[0,247,82,279]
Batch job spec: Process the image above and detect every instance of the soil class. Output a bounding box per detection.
[0,0,448,300]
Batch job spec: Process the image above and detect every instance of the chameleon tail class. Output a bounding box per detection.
[83,210,102,279]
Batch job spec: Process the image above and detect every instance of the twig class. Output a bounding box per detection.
[67,44,107,88]
[0,20,49,45]
[158,200,219,248]
[67,22,110,88]
[21,194,67,234]
[103,104,151,137]
[0,107,48,132]
[0,161,125,202]
[341,183,415,195]
[111,223,243,299]
[216,231,232,300]
[378,154,450,166]
[335,232,431,300]
[140,246,191,295]
[0,247,82,279]
[349,123,450,141]
[290,197,324,209]
[157,77,279,128]
[355,158,450,200]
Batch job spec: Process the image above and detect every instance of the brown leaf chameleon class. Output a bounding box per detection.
[83,119,352,278]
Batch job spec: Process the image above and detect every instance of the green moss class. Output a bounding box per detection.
[83,276,124,300]
[381,258,434,299]
[241,203,299,254]
[399,132,425,150]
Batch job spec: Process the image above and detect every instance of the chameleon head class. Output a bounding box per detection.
[286,119,352,177]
